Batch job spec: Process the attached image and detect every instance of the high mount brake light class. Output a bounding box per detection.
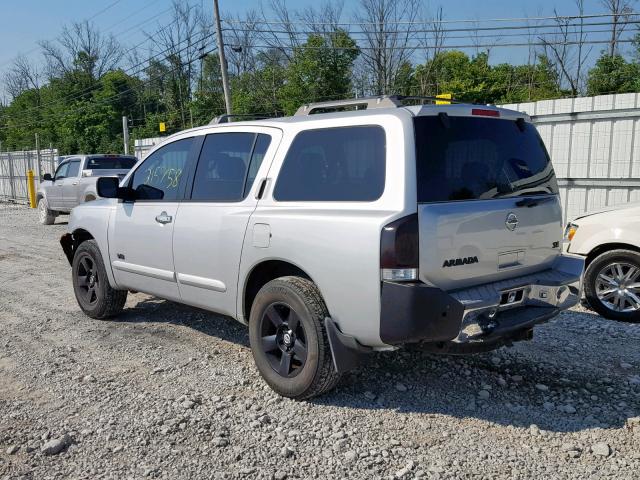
[380,214,419,282]
[471,108,500,117]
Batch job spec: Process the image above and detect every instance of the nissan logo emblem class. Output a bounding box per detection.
[505,213,519,231]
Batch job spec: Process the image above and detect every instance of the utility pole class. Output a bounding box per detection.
[213,0,232,115]
[122,116,130,155]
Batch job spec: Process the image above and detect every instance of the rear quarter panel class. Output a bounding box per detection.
[238,111,417,348]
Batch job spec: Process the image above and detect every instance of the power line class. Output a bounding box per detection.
[222,12,640,26]
[222,19,640,36]
[220,38,639,52]
[0,0,138,69]
[0,26,216,122]
[0,43,218,132]
[86,0,123,22]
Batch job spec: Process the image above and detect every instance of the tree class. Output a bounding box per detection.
[601,0,637,57]
[40,20,121,80]
[587,53,640,95]
[278,31,359,115]
[355,0,421,95]
[539,0,591,96]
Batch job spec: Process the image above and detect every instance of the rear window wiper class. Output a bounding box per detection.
[515,195,554,208]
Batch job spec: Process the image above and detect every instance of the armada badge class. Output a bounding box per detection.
[442,256,479,268]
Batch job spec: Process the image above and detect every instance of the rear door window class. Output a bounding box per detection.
[273,126,385,202]
[414,116,558,203]
[190,132,272,202]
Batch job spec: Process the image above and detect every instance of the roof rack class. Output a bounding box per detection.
[294,95,461,116]
[209,113,272,124]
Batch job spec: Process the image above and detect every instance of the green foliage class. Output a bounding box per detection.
[587,54,640,96]
[5,25,640,155]
[278,31,360,115]
[413,51,563,104]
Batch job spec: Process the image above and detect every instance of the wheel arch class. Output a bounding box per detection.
[242,259,314,323]
[586,243,640,267]
[61,228,95,265]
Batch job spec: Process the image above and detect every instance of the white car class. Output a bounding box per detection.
[565,203,640,322]
[59,96,583,398]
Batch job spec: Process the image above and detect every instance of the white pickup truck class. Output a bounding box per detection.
[37,154,137,224]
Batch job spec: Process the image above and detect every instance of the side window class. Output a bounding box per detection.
[55,162,69,179]
[66,160,81,178]
[244,134,271,197]
[273,126,386,202]
[130,138,193,201]
[190,132,272,202]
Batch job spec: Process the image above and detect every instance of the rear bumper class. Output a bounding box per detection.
[379,255,584,346]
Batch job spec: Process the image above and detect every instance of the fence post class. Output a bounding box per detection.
[35,133,42,180]
[49,143,55,174]
[8,152,16,201]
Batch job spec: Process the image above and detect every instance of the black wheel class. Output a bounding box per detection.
[248,276,341,399]
[38,197,56,225]
[584,249,640,323]
[72,240,127,319]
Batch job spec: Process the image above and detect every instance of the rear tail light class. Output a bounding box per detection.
[471,108,500,117]
[380,214,419,282]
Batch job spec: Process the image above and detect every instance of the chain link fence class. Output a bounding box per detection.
[0,149,59,203]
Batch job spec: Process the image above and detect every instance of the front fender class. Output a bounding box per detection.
[570,223,640,255]
[65,204,118,288]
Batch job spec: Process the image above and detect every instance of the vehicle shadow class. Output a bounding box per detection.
[117,295,250,347]
[116,297,639,434]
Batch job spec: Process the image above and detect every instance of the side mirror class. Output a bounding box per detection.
[43,173,53,181]
[96,176,121,199]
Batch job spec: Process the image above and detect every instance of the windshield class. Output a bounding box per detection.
[414,116,558,203]
[86,156,137,170]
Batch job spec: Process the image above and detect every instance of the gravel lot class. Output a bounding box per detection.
[1,203,639,479]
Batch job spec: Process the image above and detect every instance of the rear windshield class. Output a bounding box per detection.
[86,156,137,170]
[414,116,558,203]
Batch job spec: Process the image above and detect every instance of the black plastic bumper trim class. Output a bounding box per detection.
[379,281,465,345]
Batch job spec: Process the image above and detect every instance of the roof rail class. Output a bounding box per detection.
[294,96,402,116]
[209,113,272,124]
[294,95,460,116]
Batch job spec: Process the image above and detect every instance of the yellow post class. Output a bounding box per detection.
[27,169,37,208]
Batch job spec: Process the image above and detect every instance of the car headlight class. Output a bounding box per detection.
[564,223,579,242]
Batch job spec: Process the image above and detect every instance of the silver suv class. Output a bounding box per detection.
[60,96,584,399]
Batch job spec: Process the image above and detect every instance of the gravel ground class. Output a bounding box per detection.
[1,203,639,480]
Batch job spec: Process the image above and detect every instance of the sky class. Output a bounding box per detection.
[0,0,635,99]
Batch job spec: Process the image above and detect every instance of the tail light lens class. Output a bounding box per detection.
[380,214,419,281]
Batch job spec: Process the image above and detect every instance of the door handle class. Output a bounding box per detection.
[72,181,79,185]
[155,212,172,224]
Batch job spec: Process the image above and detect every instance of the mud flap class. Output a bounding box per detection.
[60,233,74,265]
[324,317,371,374]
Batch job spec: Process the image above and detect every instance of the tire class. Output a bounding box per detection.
[584,249,640,323]
[37,197,56,225]
[248,276,341,399]
[72,240,127,319]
